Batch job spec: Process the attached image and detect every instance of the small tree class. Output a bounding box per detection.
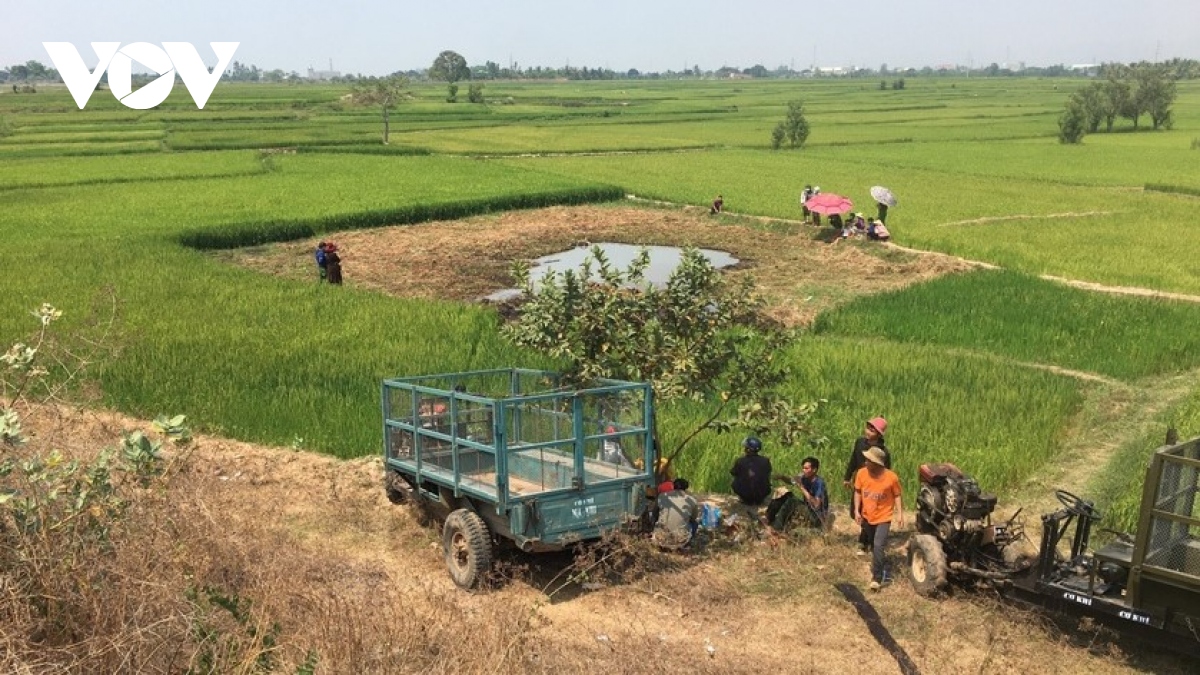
[1058,98,1087,144]
[782,100,810,148]
[770,122,786,150]
[467,82,485,103]
[446,83,459,103]
[503,247,821,477]
[1135,64,1177,130]
[1076,82,1107,133]
[349,74,410,144]
[430,50,469,102]
[1101,76,1131,132]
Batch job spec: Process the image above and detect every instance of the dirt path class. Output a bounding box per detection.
[1041,275,1200,304]
[937,211,1119,227]
[1011,368,1200,520]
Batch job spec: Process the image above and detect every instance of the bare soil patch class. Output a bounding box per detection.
[7,406,1193,673]
[226,204,969,326]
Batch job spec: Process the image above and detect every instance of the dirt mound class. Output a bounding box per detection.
[228,204,968,327]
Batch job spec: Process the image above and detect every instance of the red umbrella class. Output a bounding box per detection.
[804,192,853,215]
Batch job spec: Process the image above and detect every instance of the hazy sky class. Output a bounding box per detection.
[8,0,1200,75]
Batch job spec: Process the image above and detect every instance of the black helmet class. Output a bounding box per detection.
[743,436,762,453]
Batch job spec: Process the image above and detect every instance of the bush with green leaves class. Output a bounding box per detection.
[769,100,809,149]
[0,303,193,650]
[1058,97,1087,144]
[502,246,822,472]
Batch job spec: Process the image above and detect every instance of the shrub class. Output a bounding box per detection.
[770,123,785,150]
[1058,98,1087,144]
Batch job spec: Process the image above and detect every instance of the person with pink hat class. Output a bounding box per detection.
[843,416,891,555]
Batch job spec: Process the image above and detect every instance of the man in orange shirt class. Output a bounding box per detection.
[853,447,903,591]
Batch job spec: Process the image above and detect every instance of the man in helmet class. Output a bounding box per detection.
[730,437,773,524]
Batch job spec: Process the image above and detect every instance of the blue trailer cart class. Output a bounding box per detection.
[382,368,657,588]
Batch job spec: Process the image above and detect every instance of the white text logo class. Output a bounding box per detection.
[42,42,239,110]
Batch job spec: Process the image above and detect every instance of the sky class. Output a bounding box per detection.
[7,0,1200,76]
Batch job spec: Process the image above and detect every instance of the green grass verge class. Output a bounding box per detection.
[812,269,1200,381]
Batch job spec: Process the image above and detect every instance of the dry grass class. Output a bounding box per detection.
[2,406,1192,674]
[225,204,969,327]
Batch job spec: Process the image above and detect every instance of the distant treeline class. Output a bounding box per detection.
[5,56,1200,84]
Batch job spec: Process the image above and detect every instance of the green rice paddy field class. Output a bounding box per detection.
[3,77,1199,528]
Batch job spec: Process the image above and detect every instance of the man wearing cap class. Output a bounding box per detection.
[854,447,903,590]
[843,416,890,554]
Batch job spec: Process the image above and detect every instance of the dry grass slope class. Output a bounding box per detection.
[1,406,1193,674]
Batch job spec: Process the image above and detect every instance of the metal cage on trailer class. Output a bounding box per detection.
[381,367,657,588]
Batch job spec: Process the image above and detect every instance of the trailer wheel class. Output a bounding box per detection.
[443,509,493,589]
[908,534,948,597]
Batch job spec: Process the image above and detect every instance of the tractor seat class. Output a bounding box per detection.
[1094,540,1134,566]
[919,463,965,485]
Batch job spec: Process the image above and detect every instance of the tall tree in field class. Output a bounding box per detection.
[1134,64,1177,130]
[429,50,470,101]
[772,99,811,148]
[1101,76,1131,132]
[1058,96,1087,144]
[1076,82,1108,133]
[503,247,821,478]
[349,75,409,144]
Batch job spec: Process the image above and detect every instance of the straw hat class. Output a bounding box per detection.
[864,447,887,466]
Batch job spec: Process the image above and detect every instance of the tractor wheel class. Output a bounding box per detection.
[443,509,493,590]
[908,534,948,597]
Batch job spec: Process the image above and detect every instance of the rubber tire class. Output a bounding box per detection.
[908,534,949,597]
[443,509,493,590]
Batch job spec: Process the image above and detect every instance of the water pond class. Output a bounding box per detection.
[485,242,739,302]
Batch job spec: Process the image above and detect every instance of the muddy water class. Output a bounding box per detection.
[485,242,738,302]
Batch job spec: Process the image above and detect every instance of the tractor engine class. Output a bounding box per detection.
[916,463,1003,553]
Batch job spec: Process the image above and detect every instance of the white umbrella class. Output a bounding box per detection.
[870,186,898,208]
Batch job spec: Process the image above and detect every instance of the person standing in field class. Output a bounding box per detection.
[710,194,724,215]
[844,416,890,554]
[315,241,328,282]
[854,447,903,590]
[876,200,889,224]
[325,243,343,285]
[800,185,815,224]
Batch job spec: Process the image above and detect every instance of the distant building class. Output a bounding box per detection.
[307,67,341,81]
[307,60,341,81]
